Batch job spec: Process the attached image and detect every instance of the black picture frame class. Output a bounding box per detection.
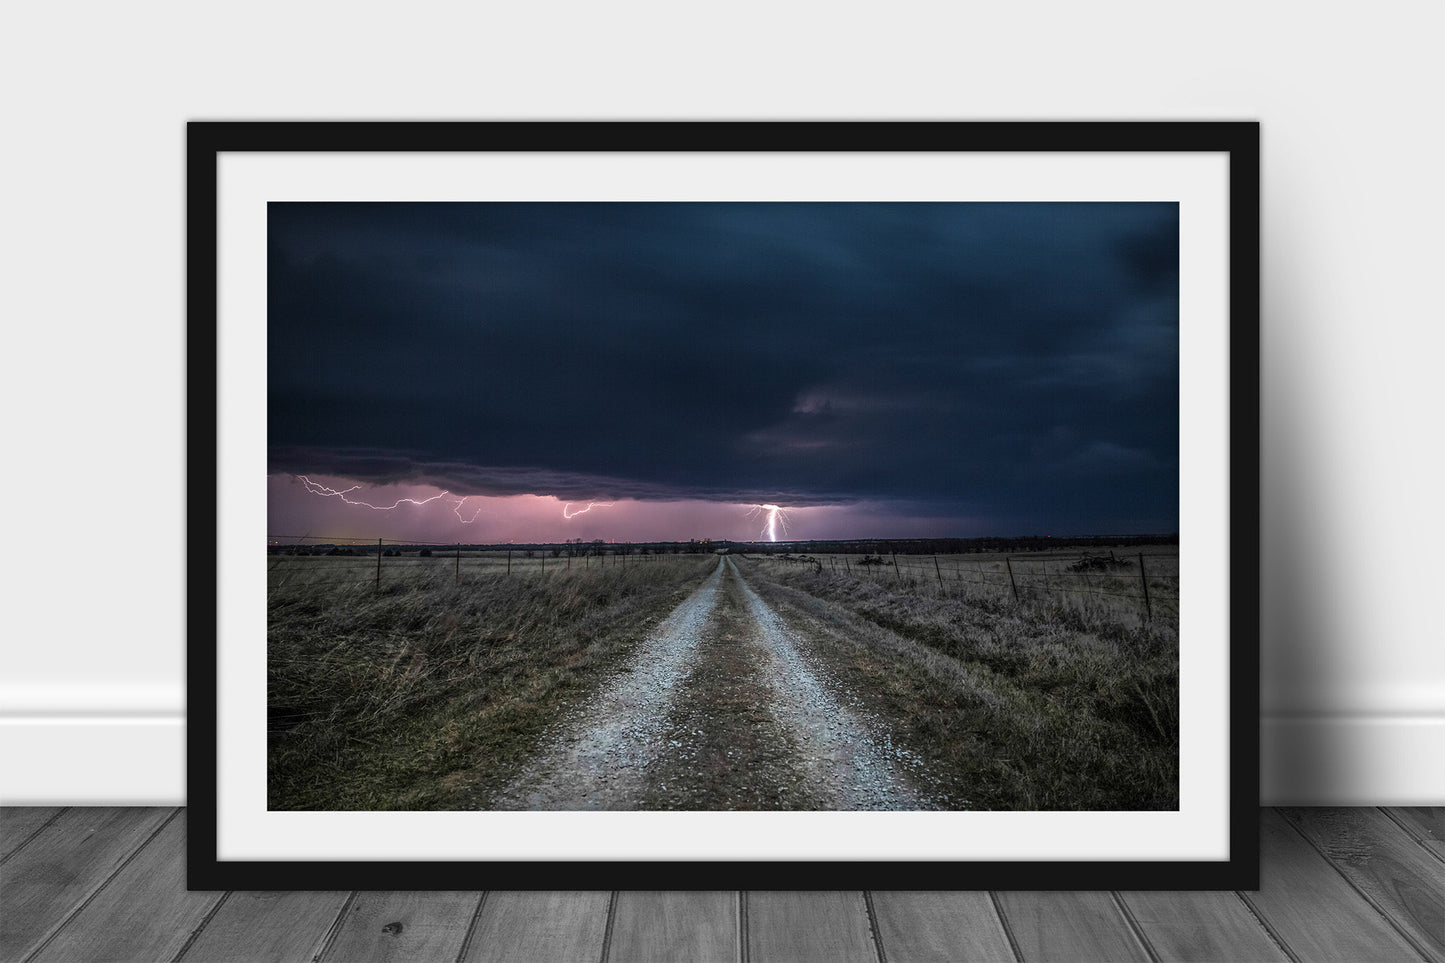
[188,121,1260,890]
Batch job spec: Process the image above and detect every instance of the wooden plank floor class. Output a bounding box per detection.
[1,809,1439,962]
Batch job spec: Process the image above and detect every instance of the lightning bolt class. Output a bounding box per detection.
[747,504,790,542]
[297,475,451,510]
[452,497,485,523]
[295,475,611,529]
[563,501,615,519]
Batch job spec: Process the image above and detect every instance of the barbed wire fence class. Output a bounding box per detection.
[267,534,1179,622]
[752,550,1180,622]
[265,534,671,592]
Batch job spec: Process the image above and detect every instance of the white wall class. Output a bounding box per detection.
[1,1,1440,806]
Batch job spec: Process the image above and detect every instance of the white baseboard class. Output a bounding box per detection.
[1259,714,1445,805]
[0,716,184,805]
[2,713,1441,806]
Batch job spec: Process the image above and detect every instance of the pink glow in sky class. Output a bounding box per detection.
[266,474,979,545]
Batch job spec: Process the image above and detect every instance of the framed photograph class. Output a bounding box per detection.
[189,122,1259,889]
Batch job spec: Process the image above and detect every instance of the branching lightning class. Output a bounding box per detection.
[747,503,791,542]
[563,501,615,520]
[452,497,485,523]
[299,475,489,524]
[295,475,602,528]
[297,475,451,510]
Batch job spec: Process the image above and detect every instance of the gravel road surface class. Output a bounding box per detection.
[489,558,725,810]
[488,555,939,810]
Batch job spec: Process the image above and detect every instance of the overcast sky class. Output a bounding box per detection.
[267,202,1178,544]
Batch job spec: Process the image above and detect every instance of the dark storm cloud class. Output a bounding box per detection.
[269,202,1179,534]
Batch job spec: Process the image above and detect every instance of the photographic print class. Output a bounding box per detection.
[265,200,1182,815]
[191,122,1258,889]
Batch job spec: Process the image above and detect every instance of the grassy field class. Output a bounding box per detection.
[733,554,1179,810]
[753,547,1180,624]
[269,544,1179,812]
[267,547,658,590]
[267,554,716,810]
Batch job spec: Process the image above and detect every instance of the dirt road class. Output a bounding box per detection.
[489,556,943,811]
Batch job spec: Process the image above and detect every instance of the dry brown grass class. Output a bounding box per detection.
[770,549,1179,624]
[734,556,1179,811]
[267,555,716,810]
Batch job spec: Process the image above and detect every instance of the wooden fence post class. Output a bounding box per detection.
[506,547,511,576]
[933,555,944,592]
[892,550,900,583]
[844,557,851,576]
[1139,553,1152,621]
[455,544,460,583]
[375,538,383,590]
[1005,556,1019,602]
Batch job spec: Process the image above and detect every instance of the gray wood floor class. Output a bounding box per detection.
[1,808,1440,962]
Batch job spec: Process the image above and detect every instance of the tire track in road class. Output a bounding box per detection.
[728,557,936,810]
[488,558,726,810]
[640,563,821,811]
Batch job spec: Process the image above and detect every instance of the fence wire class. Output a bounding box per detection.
[757,551,1180,620]
[268,534,1179,621]
[266,534,669,598]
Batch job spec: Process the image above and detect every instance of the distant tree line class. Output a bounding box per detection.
[739,534,1179,556]
[267,533,1177,558]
